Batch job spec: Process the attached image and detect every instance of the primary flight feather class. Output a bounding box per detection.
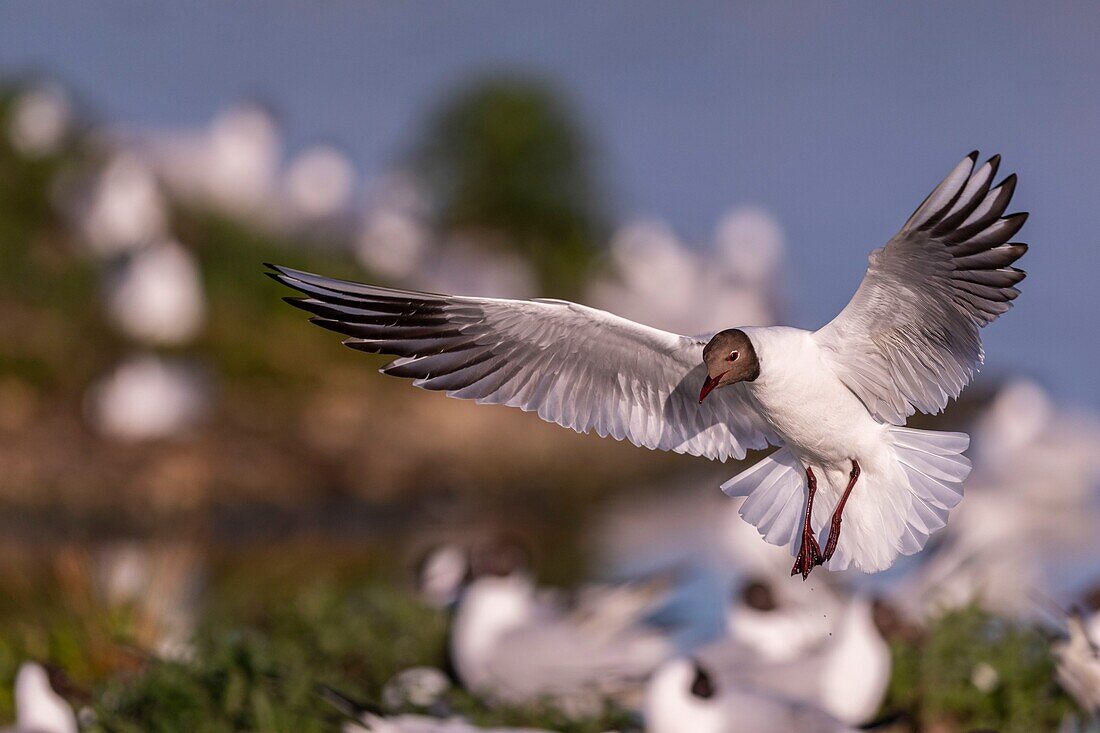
[269,152,1027,577]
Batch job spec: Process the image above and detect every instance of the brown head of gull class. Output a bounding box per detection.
[699,329,761,402]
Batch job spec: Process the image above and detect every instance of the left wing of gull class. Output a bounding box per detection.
[268,265,777,461]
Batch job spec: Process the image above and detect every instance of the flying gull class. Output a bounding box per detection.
[269,152,1028,578]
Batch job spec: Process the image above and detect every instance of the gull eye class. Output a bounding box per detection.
[727,350,739,362]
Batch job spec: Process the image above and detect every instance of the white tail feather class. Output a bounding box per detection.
[722,429,971,573]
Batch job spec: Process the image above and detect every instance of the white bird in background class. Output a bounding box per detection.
[725,576,843,664]
[87,354,206,441]
[126,102,281,219]
[4,663,78,733]
[644,658,856,733]
[414,543,472,609]
[104,239,206,346]
[69,152,168,257]
[590,206,783,336]
[7,84,73,159]
[706,597,891,727]
[444,549,672,715]
[1053,613,1100,717]
[284,143,356,220]
[272,152,1029,578]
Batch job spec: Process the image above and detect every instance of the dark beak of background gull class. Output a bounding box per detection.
[699,373,725,403]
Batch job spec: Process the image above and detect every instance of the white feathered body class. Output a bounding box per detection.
[744,327,887,466]
[729,327,971,572]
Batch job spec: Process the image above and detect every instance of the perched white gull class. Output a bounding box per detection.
[704,597,891,727]
[445,560,672,714]
[270,152,1028,577]
[725,576,843,664]
[644,657,855,733]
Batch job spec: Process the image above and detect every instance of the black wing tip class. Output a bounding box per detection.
[309,317,358,336]
[966,150,980,163]
[344,339,378,353]
[283,296,320,315]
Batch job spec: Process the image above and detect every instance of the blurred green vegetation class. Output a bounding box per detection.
[0,550,1086,732]
[0,544,633,733]
[416,76,607,297]
[886,606,1075,732]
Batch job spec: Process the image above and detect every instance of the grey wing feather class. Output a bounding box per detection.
[814,152,1028,424]
[268,265,776,461]
[486,619,671,701]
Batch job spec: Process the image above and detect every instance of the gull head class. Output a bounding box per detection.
[700,329,760,402]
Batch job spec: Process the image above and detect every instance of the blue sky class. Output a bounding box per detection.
[2,1,1098,408]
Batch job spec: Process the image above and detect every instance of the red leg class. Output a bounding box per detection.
[791,467,824,580]
[822,459,860,561]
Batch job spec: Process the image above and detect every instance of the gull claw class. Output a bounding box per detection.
[791,531,824,580]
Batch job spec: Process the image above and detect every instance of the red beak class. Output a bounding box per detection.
[699,372,727,403]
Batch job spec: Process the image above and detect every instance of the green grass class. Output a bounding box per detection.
[0,551,633,733]
[886,606,1075,732]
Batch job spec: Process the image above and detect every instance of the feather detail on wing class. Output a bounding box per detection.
[268,265,776,461]
[814,152,1028,424]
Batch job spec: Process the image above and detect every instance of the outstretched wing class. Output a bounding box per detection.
[269,265,776,461]
[814,152,1028,424]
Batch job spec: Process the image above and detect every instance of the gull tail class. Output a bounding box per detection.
[722,428,971,573]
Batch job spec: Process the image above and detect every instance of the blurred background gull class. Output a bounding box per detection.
[0,2,1099,731]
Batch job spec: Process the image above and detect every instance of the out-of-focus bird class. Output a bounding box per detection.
[86,355,206,441]
[705,597,891,727]
[414,543,471,609]
[104,239,206,346]
[272,152,1028,576]
[284,143,356,220]
[7,84,72,158]
[1053,612,1100,716]
[2,663,78,733]
[444,546,672,715]
[725,577,842,664]
[591,207,784,337]
[68,153,168,256]
[124,102,281,218]
[644,658,856,733]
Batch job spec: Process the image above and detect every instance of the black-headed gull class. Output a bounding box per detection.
[644,658,856,733]
[705,598,891,727]
[270,152,1027,577]
[444,554,672,714]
